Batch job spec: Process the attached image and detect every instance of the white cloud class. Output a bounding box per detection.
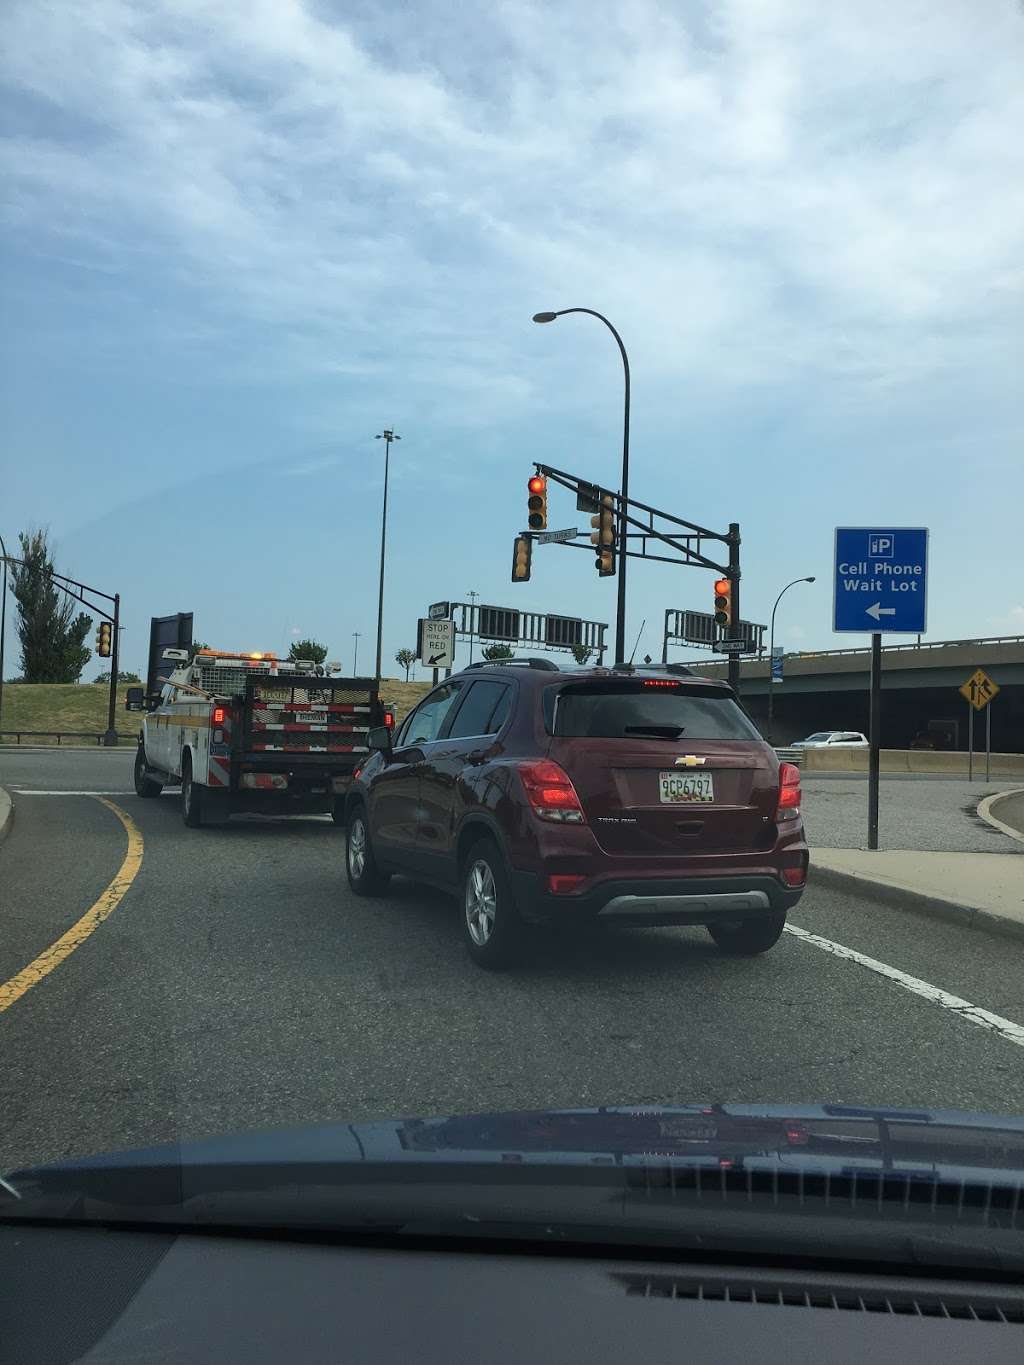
[1,0,1022,428]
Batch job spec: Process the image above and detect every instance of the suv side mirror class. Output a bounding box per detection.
[367,725,393,752]
[125,686,145,712]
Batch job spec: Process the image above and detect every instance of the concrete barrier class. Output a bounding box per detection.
[802,747,1024,776]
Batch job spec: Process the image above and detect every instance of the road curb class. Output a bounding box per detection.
[978,789,1024,846]
[807,862,1024,945]
[0,788,13,845]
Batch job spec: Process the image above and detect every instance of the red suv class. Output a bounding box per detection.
[345,660,807,968]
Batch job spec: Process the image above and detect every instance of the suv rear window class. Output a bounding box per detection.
[545,680,761,741]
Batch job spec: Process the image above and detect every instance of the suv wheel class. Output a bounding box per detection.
[707,912,786,956]
[461,839,526,970]
[346,805,390,896]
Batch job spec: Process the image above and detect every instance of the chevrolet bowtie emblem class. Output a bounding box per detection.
[675,755,707,767]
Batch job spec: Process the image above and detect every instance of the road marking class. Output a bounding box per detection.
[784,923,1024,1049]
[0,798,144,1015]
[13,790,140,796]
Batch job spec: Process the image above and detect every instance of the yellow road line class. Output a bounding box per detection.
[0,797,144,1014]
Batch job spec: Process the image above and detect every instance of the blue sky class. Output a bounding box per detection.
[2,0,1022,679]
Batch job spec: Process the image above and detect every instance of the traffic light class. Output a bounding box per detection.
[527,474,547,530]
[511,534,532,583]
[590,492,616,576]
[713,577,733,629]
[96,621,112,658]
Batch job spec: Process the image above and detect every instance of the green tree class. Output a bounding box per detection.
[395,647,415,681]
[288,638,328,665]
[187,641,211,662]
[9,529,92,682]
[95,670,142,684]
[481,643,514,661]
[570,644,593,665]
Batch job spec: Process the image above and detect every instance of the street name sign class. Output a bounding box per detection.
[428,601,450,621]
[418,617,455,668]
[959,668,999,712]
[833,527,928,634]
[537,527,578,544]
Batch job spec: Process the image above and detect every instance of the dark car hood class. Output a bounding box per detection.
[7,1101,1024,1195]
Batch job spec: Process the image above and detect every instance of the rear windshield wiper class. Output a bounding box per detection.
[622,725,685,739]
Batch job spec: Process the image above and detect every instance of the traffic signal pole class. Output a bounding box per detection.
[727,522,741,695]
[104,593,120,747]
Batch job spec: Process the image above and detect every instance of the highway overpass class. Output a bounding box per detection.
[682,635,1024,752]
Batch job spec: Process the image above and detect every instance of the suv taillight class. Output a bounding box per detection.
[776,762,801,820]
[518,760,586,824]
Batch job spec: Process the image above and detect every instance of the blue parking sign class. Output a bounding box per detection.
[833,527,928,634]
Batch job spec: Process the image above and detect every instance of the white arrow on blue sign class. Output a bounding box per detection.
[833,527,928,634]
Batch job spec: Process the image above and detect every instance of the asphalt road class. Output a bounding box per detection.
[3,750,1024,1173]
[801,775,1024,852]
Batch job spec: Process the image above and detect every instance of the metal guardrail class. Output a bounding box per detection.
[0,730,136,746]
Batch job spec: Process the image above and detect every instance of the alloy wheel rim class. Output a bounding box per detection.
[349,818,366,878]
[465,860,497,946]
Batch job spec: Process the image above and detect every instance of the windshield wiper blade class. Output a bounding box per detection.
[623,726,684,739]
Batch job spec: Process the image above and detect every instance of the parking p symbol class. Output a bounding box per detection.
[869,533,894,557]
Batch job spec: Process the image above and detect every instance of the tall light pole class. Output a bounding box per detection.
[533,309,631,663]
[0,531,8,731]
[467,589,479,663]
[352,630,362,676]
[767,576,815,745]
[373,428,401,682]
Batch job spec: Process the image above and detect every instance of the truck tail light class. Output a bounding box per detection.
[518,760,586,824]
[776,762,801,820]
[212,706,226,724]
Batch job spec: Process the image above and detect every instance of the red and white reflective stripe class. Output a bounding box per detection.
[252,723,369,733]
[208,756,231,787]
[249,743,368,754]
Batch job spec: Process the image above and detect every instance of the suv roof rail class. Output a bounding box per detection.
[464,657,560,672]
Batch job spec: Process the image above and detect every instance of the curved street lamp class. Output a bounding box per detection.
[373,429,401,682]
[767,576,816,745]
[532,308,631,663]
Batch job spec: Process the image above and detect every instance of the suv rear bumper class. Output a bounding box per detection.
[510,871,803,927]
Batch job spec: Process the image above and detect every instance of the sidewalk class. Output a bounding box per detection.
[810,848,1024,941]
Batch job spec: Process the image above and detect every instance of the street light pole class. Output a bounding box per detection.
[373,428,401,683]
[353,631,362,677]
[466,590,479,663]
[767,576,816,745]
[0,532,8,733]
[533,309,631,662]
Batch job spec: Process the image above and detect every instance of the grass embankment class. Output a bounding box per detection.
[1,678,434,745]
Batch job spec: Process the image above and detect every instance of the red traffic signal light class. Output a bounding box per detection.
[713,577,733,628]
[527,475,547,530]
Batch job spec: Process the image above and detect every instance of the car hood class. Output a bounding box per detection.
[7,1101,1024,1196]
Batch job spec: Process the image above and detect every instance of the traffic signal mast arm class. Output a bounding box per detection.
[0,557,118,623]
[530,461,736,577]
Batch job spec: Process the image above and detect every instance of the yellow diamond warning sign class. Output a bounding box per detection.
[959,668,999,712]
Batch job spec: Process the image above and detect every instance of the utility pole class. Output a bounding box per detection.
[727,522,741,695]
[353,631,362,677]
[102,593,121,746]
[373,428,401,683]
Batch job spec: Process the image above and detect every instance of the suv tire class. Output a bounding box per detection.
[461,838,527,970]
[707,911,786,956]
[346,804,391,896]
[134,746,163,798]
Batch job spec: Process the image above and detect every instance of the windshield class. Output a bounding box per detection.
[2,0,1023,1291]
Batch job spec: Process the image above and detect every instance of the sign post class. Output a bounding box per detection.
[958,668,999,783]
[833,527,929,851]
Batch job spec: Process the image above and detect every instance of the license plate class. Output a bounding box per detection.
[659,771,714,803]
[659,1120,718,1140]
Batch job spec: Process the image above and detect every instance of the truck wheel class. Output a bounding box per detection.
[345,805,390,895]
[461,839,527,970]
[707,912,786,956]
[133,747,163,798]
[181,754,204,829]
